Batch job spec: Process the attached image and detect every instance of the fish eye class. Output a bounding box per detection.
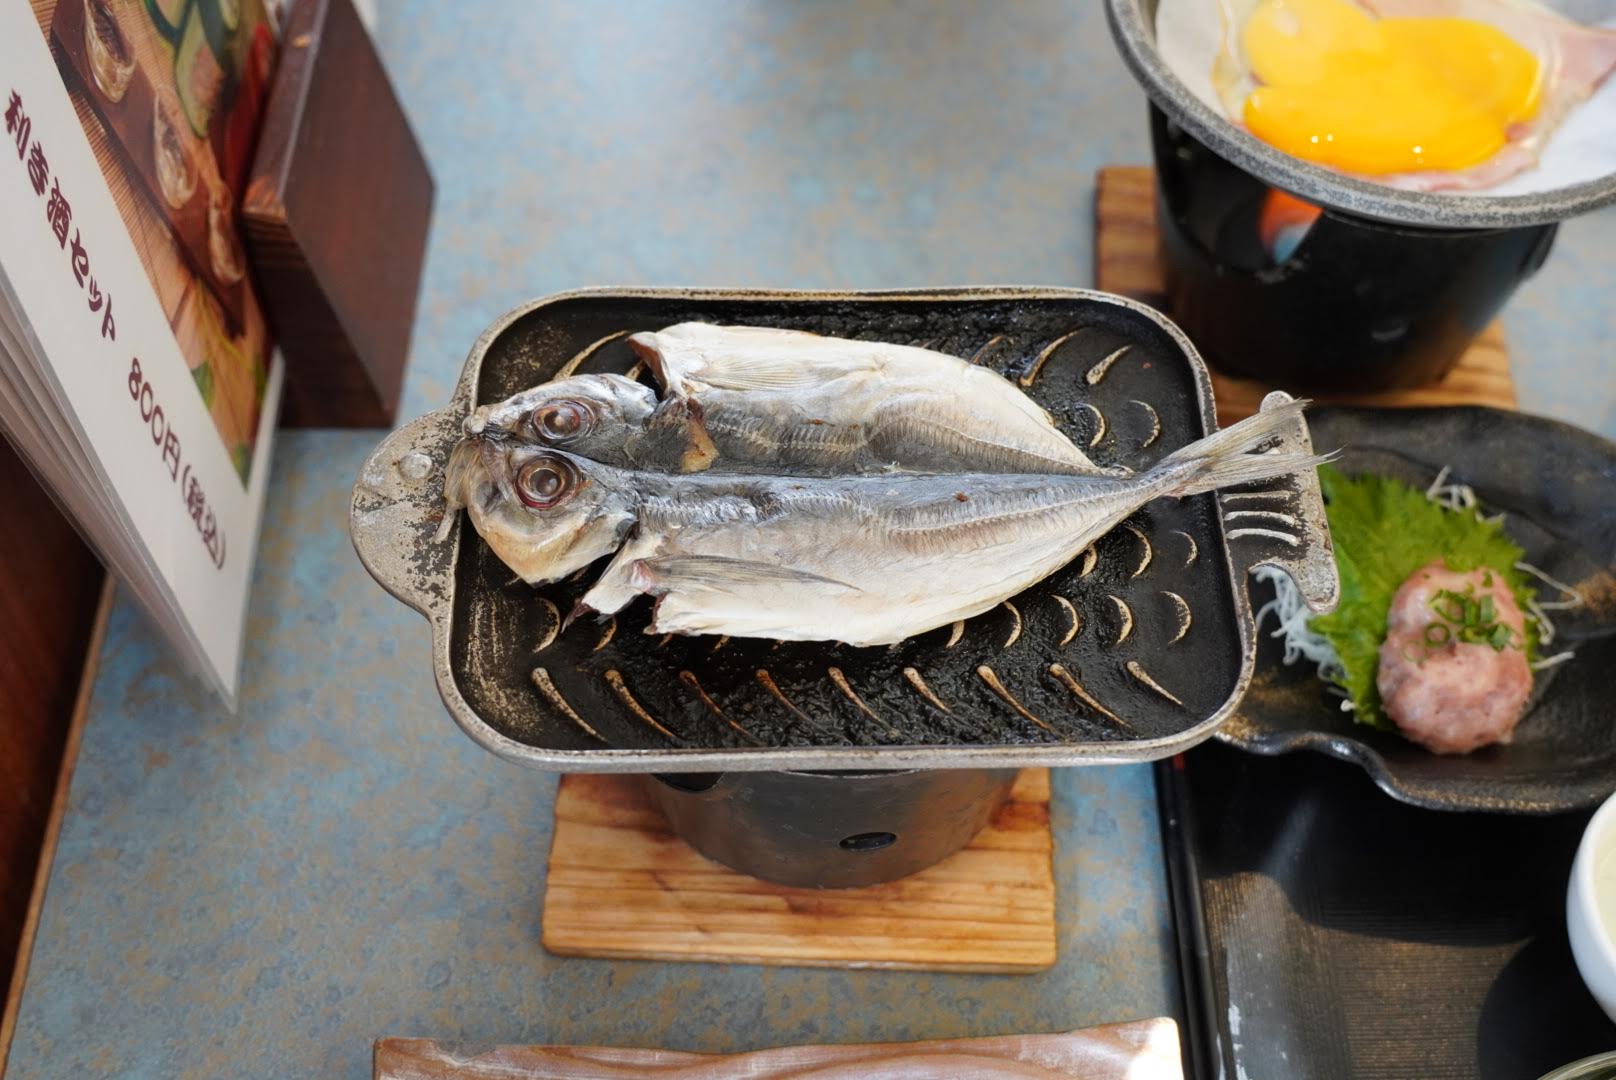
[515,455,580,510]
[530,400,594,443]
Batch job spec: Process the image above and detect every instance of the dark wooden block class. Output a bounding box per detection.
[243,0,433,428]
[0,438,104,998]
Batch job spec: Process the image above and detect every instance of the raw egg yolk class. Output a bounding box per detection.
[1241,0,1542,175]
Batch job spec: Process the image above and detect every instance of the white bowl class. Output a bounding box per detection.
[1568,790,1616,1023]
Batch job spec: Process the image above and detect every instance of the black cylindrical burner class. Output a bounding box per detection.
[642,768,1018,889]
[1150,107,1557,394]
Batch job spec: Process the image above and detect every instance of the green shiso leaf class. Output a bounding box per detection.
[1309,464,1538,730]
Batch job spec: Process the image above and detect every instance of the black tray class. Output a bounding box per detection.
[1158,742,1616,1080]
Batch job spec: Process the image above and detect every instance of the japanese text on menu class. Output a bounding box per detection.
[5,88,225,570]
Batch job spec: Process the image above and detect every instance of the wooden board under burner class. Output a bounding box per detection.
[541,769,1056,973]
[1094,166,1517,423]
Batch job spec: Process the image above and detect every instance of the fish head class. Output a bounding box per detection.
[460,373,656,465]
[443,437,637,584]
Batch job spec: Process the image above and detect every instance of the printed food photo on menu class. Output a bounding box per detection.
[43,0,275,482]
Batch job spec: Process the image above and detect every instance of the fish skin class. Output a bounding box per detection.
[532,400,1328,646]
[627,322,1122,476]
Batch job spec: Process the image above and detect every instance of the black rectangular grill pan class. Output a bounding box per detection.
[351,288,1335,772]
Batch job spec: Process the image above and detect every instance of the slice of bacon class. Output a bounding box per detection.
[1360,0,1616,191]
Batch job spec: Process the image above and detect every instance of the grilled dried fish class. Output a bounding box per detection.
[449,400,1323,644]
[460,372,718,473]
[629,322,1120,475]
[462,323,1120,477]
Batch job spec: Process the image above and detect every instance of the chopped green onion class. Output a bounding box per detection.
[1488,624,1513,651]
[1477,595,1495,625]
[1432,591,1466,623]
[1424,622,1451,646]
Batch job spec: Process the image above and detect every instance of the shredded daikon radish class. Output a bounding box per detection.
[1515,560,1586,651]
[1515,560,1586,610]
[1425,464,1505,524]
[1252,564,1346,690]
[1525,595,1557,647]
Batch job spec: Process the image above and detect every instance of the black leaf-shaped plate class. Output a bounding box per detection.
[1221,406,1616,813]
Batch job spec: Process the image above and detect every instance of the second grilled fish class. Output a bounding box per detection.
[446,400,1324,645]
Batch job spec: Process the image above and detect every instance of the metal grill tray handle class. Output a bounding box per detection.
[351,288,1336,772]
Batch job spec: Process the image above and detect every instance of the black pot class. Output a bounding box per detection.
[1151,108,1558,393]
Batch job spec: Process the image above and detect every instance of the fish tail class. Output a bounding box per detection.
[1152,400,1334,498]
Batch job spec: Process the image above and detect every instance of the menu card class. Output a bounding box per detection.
[0,0,285,705]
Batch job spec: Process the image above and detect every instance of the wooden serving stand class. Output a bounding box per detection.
[542,770,1056,973]
[537,167,1520,976]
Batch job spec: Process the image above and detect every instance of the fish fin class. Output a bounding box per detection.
[1154,400,1336,497]
[574,529,661,615]
[639,555,862,593]
[560,599,591,631]
[581,552,861,620]
[674,358,826,392]
[641,558,865,640]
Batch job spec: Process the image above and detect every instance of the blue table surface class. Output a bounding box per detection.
[9,4,1616,1078]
